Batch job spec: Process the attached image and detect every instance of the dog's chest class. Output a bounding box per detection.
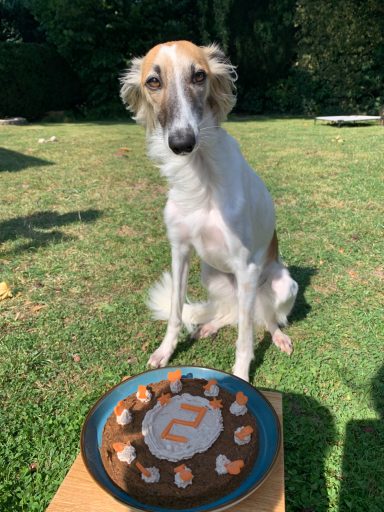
[166,201,234,272]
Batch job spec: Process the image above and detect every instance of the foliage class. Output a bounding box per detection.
[227,0,297,113]
[0,0,43,42]
[2,0,384,115]
[0,42,81,119]
[294,0,384,114]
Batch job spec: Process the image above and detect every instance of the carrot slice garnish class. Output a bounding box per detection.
[137,385,148,400]
[168,369,182,382]
[174,464,186,473]
[114,401,125,416]
[180,469,193,482]
[163,432,188,443]
[236,391,248,406]
[203,379,217,390]
[136,461,151,478]
[112,442,126,453]
[226,459,244,475]
[235,425,254,440]
[209,398,223,409]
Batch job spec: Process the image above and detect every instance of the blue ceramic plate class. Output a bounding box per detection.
[81,366,280,512]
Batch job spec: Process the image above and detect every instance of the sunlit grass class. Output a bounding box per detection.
[0,117,383,511]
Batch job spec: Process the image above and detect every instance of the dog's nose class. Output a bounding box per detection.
[168,129,196,155]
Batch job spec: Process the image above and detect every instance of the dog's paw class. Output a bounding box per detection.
[272,330,293,355]
[147,348,172,368]
[192,323,218,340]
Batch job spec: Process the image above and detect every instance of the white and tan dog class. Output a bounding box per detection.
[121,40,298,381]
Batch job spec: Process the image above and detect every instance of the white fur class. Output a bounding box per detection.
[121,42,298,381]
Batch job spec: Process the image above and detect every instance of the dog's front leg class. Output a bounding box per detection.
[148,243,191,368]
[232,264,259,382]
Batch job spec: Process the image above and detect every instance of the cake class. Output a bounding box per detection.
[100,371,259,509]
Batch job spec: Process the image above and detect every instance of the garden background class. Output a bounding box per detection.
[1,0,384,120]
[1,2,384,512]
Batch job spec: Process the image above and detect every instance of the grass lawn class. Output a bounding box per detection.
[0,117,383,511]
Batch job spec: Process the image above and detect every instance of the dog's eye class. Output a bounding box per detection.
[146,77,161,90]
[193,71,206,84]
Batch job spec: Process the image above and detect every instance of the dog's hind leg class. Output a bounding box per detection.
[257,262,298,354]
[193,263,238,339]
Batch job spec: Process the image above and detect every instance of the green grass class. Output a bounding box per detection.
[0,117,383,511]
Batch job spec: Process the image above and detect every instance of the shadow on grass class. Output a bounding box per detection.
[0,209,102,252]
[249,265,316,376]
[171,265,316,369]
[339,365,384,511]
[282,391,335,512]
[0,147,54,172]
[288,265,317,324]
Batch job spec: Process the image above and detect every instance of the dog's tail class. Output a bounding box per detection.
[147,272,215,332]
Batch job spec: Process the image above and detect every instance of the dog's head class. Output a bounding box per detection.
[120,41,236,156]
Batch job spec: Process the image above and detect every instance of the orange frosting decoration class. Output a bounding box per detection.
[203,379,217,390]
[225,459,244,475]
[235,425,254,440]
[174,464,186,473]
[137,385,148,400]
[236,391,248,406]
[168,369,182,382]
[136,461,151,478]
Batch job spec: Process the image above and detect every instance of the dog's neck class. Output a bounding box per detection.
[147,125,224,212]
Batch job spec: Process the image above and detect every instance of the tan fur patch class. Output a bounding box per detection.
[266,230,279,263]
[141,41,209,84]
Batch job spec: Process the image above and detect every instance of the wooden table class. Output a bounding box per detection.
[46,391,285,512]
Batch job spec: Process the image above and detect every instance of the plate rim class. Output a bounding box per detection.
[80,365,281,512]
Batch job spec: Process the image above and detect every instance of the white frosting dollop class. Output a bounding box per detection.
[175,466,193,488]
[204,384,219,397]
[170,379,182,393]
[234,427,251,445]
[142,466,160,483]
[215,454,230,475]
[116,445,136,464]
[136,389,151,403]
[229,401,247,416]
[142,393,223,462]
[116,409,132,426]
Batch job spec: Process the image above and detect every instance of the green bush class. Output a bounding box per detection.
[0,42,81,120]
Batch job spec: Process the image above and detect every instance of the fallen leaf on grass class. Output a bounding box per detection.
[72,353,81,363]
[114,147,130,157]
[141,341,150,353]
[31,304,46,314]
[0,282,12,301]
[29,462,38,473]
[127,355,138,364]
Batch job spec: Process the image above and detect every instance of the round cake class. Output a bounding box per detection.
[100,371,259,509]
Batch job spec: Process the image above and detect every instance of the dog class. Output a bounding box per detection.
[120,40,298,381]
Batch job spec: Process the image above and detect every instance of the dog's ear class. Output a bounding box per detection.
[202,44,237,122]
[120,57,155,130]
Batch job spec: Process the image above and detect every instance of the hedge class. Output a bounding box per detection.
[0,42,81,120]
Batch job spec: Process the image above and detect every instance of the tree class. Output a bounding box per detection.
[295,0,384,114]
